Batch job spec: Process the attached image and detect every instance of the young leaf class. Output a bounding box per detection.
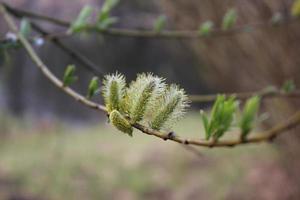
[87,77,99,99]
[200,110,210,139]
[281,79,296,93]
[70,5,93,33]
[63,65,78,86]
[201,95,238,140]
[292,0,300,17]
[222,9,237,30]
[20,18,31,38]
[198,21,214,36]
[109,109,133,136]
[239,96,260,140]
[97,0,119,29]
[153,15,167,33]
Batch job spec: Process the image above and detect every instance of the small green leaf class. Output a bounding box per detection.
[70,5,93,33]
[97,0,119,28]
[153,15,167,33]
[87,77,99,99]
[63,65,78,86]
[20,18,31,38]
[239,96,260,140]
[198,21,214,36]
[201,95,238,140]
[100,0,119,15]
[281,79,296,93]
[222,9,237,30]
[200,110,210,139]
[292,0,300,17]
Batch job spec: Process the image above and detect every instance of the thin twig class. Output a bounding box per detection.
[29,22,105,77]
[3,2,300,40]
[2,4,300,149]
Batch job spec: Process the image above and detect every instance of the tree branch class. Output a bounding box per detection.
[29,21,105,77]
[2,4,300,149]
[3,2,300,40]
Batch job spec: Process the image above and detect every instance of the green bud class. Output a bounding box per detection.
[20,18,31,38]
[153,15,167,33]
[202,95,238,140]
[97,0,119,28]
[87,77,99,99]
[281,80,296,93]
[109,110,133,136]
[222,9,237,30]
[198,21,214,36]
[70,5,93,33]
[63,65,78,86]
[239,96,260,140]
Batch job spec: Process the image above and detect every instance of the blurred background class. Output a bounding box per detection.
[0,0,300,199]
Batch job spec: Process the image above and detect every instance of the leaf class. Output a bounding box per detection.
[20,18,31,38]
[97,0,119,28]
[70,5,93,33]
[198,21,214,36]
[100,0,119,15]
[200,110,210,139]
[153,15,167,33]
[222,9,237,30]
[201,95,238,140]
[63,65,78,86]
[281,79,296,93]
[239,96,260,139]
[292,0,300,17]
[87,77,99,99]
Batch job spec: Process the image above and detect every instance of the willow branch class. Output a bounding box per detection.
[3,2,300,40]
[2,4,300,149]
[29,21,104,77]
[189,89,300,103]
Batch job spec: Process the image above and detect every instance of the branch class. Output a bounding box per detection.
[2,4,300,149]
[3,2,300,40]
[189,89,300,103]
[29,21,105,77]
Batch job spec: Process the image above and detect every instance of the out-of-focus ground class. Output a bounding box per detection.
[0,113,297,200]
